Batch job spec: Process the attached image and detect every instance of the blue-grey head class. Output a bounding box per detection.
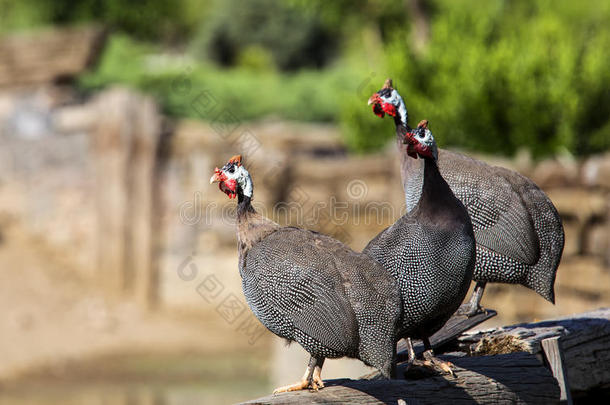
[405,120,438,161]
[367,78,408,127]
[210,155,253,199]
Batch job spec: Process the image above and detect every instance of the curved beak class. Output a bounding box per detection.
[210,168,223,184]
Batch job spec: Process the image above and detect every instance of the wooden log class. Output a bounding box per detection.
[397,309,497,360]
[244,352,559,404]
[541,337,572,404]
[244,308,609,404]
[454,308,610,395]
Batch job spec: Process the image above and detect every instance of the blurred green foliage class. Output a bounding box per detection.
[191,0,336,70]
[3,0,610,156]
[0,0,202,41]
[79,35,358,123]
[342,0,610,156]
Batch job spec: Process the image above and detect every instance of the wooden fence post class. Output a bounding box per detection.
[541,336,573,405]
[93,88,163,309]
[129,95,162,310]
[93,89,132,296]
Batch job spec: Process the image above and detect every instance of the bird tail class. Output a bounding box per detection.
[523,189,565,304]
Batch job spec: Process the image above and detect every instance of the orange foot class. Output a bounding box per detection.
[422,350,455,376]
[273,359,326,394]
[273,379,312,394]
[406,352,455,377]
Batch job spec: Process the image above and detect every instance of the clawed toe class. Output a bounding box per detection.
[456,303,483,317]
[273,377,325,394]
[274,357,326,394]
[433,359,454,376]
[273,380,309,394]
[312,376,325,390]
[404,351,455,378]
[422,350,455,376]
[403,359,438,379]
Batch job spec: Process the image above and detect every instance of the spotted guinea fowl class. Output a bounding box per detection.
[363,120,476,373]
[210,155,401,393]
[368,79,564,315]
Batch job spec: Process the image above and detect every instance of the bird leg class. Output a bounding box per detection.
[311,358,325,389]
[395,337,417,364]
[421,348,454,376]
[405,338,455,377]
[390,342,399,379]
[273,356,325,394]
[405,337,416,363]
[456,281,487,317]
[272,361,314,394]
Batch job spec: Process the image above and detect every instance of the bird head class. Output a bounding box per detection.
[210,155,253,199]
[367,78,408,126]
[404,120,438,160]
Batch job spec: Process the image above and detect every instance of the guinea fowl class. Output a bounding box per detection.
[363,120,476,373]
[368,79,564,316]
[210,155,401,393]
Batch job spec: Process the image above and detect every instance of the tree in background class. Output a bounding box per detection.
[190,0,337,71]
[342,0,610,157]
[2,0,609,157]
[0,0,201,41]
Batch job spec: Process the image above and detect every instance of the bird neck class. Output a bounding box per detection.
[390,91,408,127]
[235,182,280,257]
[394,112,407,129]
[395,121,410,140]
[420,157,444,201]
[396,125,422,212]
[237,190,256,219]
[414,157,463,225]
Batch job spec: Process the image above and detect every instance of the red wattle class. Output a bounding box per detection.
[382,103,396,117]
[225,179,237,192]
[372,103,385,118]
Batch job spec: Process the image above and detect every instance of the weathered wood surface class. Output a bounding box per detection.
[541,337,572,404]
[454,307,610,394]
[245,353,559,404]
[245,308,609,404]
[0,26,106,88]
[397,309,497,360]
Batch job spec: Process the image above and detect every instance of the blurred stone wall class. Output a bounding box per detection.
[0,86,608,324]
[0,87,97,275]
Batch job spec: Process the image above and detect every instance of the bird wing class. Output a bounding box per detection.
[363,214,418,257]
[244,227,361,355]
[438,149,540,265]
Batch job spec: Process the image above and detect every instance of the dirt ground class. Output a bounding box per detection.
[0,224,272,404]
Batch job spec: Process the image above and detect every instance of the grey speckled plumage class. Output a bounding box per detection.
[397,127,564,303]
[368,80,563,305]
[241,226,401,375]
[364,130,476,340]
[212,158,402,380]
